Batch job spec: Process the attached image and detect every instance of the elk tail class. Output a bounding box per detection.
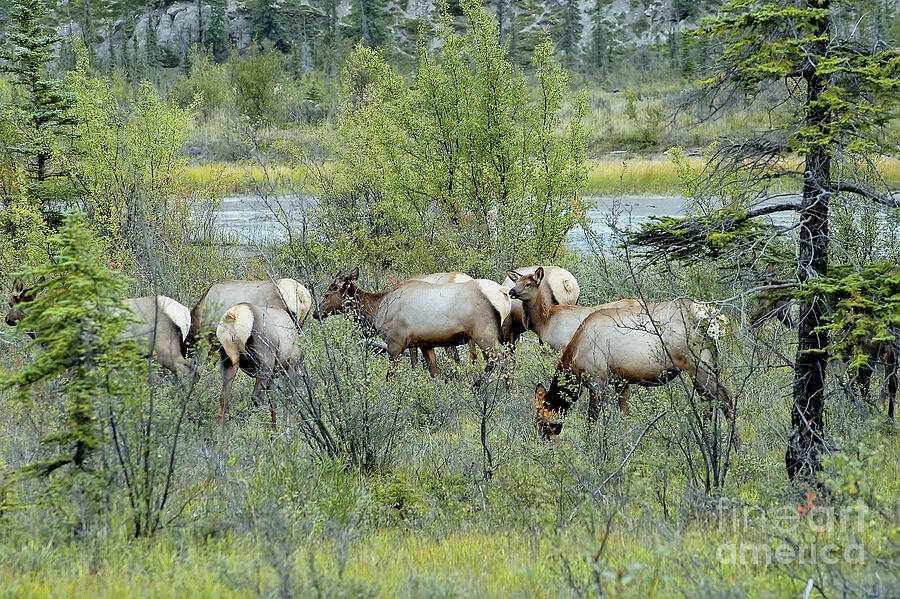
[216,304,254,365]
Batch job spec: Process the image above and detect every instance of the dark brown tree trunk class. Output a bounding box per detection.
[786,0,831,482]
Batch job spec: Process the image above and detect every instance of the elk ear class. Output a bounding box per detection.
[11,277,24,293]
[532,267,544,285]
[348,267,359,281]
[535,383,546,399]
[507,269,523,282]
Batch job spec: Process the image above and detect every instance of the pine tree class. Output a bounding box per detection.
[590,3,608,74]
[0,0,78,219]
[350,0,389,48]
[561,0,581,69]
[246,0,291,52]
[205,0,230,61]
[630,0,900,483]
[4,212,141,477]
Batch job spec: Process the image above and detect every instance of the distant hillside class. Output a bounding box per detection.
[19,0,723,72]
[3,0,896,76]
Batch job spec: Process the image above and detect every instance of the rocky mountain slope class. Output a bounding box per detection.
[49,0,710,67]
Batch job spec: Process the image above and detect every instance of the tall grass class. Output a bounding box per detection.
[583,155,900,197]
[183,162,321,194]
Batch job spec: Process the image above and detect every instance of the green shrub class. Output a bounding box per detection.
[229,44,286,124]
[171,48,231,117]
[315,0,589,275]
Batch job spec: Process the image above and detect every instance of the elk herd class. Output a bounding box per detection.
[5,264,794,440]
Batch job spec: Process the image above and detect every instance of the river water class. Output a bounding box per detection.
[213,193,801,253]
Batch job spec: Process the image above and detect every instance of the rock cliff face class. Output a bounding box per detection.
[53,0,707,65]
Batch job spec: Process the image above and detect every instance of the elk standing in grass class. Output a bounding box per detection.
[216,302,302,433]
[501,265,580,344]
[314,268,510,376]
[189,278,311,350]
[404,271,477,366]
[6,278,193,378]
[533,299,734,437]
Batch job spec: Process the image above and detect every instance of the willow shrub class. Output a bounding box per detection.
[314,0,589,276]
[66,52,228,299]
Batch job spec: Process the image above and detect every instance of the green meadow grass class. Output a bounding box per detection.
[186,155,900,198]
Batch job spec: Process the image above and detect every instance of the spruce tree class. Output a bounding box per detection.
[205,0,230,61]
[561,0,581,69]
[5,212,140,477]
[350,0,389,48]
[0,0,77,220]
[246,0,291,52]
[630,0,900,483]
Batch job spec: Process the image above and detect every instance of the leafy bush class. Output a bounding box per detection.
[171,48,231,117]
[229,44,286,124]
[68,53,228,298]
[314,0,589,275]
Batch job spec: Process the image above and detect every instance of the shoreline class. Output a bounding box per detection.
[185,154,900,198]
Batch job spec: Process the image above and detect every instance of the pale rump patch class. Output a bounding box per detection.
[561,280,576,303]
[472,279,512,322]
[217,303,254,364]
[157,296,191,341]
[276,278,312,322]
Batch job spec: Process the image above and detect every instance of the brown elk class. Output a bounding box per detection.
[188,278,312,349]
[501,265,580,344]
[507,268,639,351]
[6,277,192,378]
[404,271,476,365]
[314,268,511,376]
[216,302,302,433]
[532,299,733,437]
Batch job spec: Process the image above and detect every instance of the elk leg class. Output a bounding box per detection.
[423,347,439,377]
[219,359,240,435]
[586,376,612,422]
[689,357,741,448]
[445,346,461,364]
[409,347,418,370]
[468,339,477,363]
[614,381,631,417]
[586,382,601,422]
[689,358,734,420]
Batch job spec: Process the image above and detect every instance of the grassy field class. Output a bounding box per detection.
[2,263,898,597]
[184,154,900,198]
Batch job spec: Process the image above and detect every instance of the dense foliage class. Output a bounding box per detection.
[0,2,898,596]
[315,0,588,275]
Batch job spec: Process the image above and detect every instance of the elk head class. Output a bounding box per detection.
[532,383,562,438]
[507,267,544,302]
[5,277,42,327]
[312,267,360,320]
